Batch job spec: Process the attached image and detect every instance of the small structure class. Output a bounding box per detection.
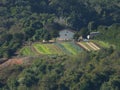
[87,32,100,39]
[42,40,55,43]
[42,40,47,43]
[78,36,83,41]
[57,29,75,41]
[87,35,90,39]
[49,40,55,43]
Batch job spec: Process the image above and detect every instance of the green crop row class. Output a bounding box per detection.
[19,42,83,56]
[61,42,82,55]
[20,46,35,56]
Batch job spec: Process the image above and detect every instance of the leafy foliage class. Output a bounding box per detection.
[95,23,120,49]
[0,0,120,58]
[0,1,120,89]
[0,49,120,90]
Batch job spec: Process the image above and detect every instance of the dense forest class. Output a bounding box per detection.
[0,50,120,90]
[0,0,120,58]
[0,0,120,90]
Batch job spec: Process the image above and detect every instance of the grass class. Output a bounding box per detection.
[92,40,111,48]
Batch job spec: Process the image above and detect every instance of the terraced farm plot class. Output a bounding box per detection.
[20,47,35,56]
[77,41,100,51]
[33,43,51,54]
[45,44,64,54]
[54,43,71,55]
[77,42,91,51]
[33,43,63,55]
[19,42,83,56]
[61,42,82,55]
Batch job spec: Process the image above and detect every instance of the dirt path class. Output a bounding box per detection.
[0,57,28,71]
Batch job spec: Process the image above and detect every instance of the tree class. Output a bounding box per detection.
[50,30,59,38]
[43,32,51,41]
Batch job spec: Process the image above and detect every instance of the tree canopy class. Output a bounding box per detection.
[0,0,120,58]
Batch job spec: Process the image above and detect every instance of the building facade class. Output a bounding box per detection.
[57,29,75,40]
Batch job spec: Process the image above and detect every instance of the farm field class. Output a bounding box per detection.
[33,43,63,55]
[77,41,100,51]
[20,46,35,56]
[61,42,82,55]
[19,42,83,56]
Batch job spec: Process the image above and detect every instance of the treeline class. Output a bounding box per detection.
[95,23,120,49]
[0,49,120,90]
[0,0,120,58]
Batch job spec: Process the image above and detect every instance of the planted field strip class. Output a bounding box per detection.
[19,42,83,56]
[83,42,94,51]
[61,42,82,55]
[89,42,100,50]
[20,46,36,55]
[33,43,51,54]
[77,42,100,51]
[33,43,66,55]
[55,43,70,55]
[44,44,63,54]
[86,42,97,50]
[31,45,40,55]
[33,42,82,55]
[77,42,90,51]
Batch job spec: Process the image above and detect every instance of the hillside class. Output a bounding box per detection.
[0,50,120,90]
[0,0,120,58]
[19,42,83,56]
[0,0,120,90]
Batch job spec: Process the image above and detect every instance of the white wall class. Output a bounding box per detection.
[58,29,75,40]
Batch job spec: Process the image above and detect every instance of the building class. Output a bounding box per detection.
[78,36,83,41]
[57,29,75,40]
[87,32,100,39]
